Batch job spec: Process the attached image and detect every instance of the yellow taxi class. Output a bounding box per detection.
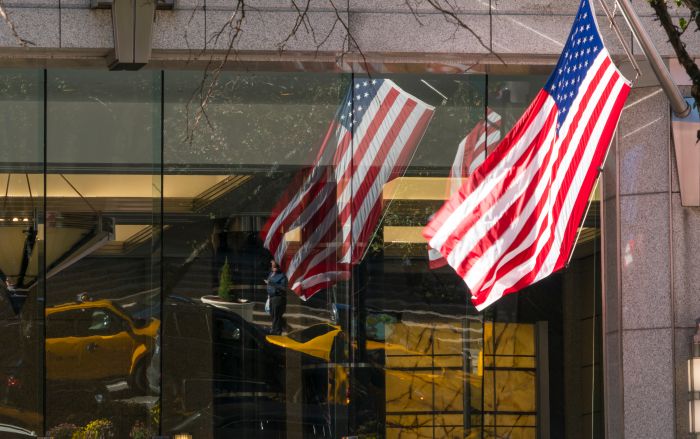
[45,299,159,389]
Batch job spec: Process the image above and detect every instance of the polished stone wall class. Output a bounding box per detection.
[602,78,700,439]
[0,0,696,63]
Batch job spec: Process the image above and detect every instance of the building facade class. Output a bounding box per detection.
[0,1,695,438]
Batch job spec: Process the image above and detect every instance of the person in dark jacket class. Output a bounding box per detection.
[265,260,288,335]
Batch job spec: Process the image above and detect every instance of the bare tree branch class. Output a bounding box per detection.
[182,0,505,140]
[0,0,34,47]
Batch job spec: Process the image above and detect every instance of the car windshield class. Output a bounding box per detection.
[285,324,337,343]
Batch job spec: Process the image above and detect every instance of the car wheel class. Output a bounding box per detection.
[130,357,150,395]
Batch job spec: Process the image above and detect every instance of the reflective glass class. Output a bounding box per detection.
[44,70,161,438]
[0,67,605,439]
[0,69,44,436]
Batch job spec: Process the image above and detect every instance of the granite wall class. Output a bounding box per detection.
[0,0,696,64]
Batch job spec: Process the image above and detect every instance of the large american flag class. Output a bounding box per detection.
[423,0,630,311]
[263,79,434,300]
[429,108,502,269]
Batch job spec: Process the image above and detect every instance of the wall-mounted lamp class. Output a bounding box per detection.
[688,319,700,435]
[172,434,193,439]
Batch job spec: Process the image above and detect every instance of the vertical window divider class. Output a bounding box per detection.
[41,67,47,437]
[158,69,165,437]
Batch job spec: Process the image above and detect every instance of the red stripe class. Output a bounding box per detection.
[434,103,557,261]
[263,168,332,262]
[505,70,627,289]
[552,82,630,272]
[338,97,416,261]
[470,67,625,306]
[351,106,434,262]
[471,68,620,305]
[423,90,551,245]
[464,63,610,296]
[334,88,402,259]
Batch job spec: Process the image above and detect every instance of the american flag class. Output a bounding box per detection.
[263,79,434,300]
[429,108,502,269]
[423,0,630,311]
[449,108,502,195]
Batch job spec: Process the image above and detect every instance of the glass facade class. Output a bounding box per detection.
[0,69,603,439]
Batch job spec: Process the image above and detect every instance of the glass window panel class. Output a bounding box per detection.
[0,69,44,435]
[44,70,161,438]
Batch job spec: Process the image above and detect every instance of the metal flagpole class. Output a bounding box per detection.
[596,0,641,81]
[615,0,691,117]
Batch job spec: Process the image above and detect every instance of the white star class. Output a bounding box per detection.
[551,84,556,91]
[363,81,368,87]
[558,68,563,75]
[364,92,369,97]
[593,45,598,51]
[589,35,594,42]
[583,12,588,18]
[371,79,377,84]
[586,24,590,30]
[358,106,363,111]
[340,115,345,120]
[569,91,574,97]
[356,95,361,100]
[584,60,589,66]
[348,112,352,117]
[347,101,351,106]
[355,84,360,89]
[586,48,591,54]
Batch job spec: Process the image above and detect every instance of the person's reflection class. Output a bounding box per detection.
[264,260,287,335]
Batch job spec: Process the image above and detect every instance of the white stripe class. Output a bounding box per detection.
[465,52,612,291]
[429,96,556,254]
[334,82,394,189]
[474,59,623,303]
[450,112,557,282]
[534,74,627,281]
[336,92,413,261]
[264,164,326,249]
[273,177,336,264]
[348,103,429,259]
[292,239,341,287]
[285,197,339,280]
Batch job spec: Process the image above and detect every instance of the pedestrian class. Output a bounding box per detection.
[264,260,287,335]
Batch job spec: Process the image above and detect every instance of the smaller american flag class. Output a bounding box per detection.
[263,79,434,300]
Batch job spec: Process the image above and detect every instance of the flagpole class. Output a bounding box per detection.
[615,0,691,117]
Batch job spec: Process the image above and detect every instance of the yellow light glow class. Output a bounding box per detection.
[383,177,452,200]
[284,227,301,243]
[11,218,18,222]
[383,226,426,244]
[114,225,150,242]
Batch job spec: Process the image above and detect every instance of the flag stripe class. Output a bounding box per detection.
[263,78,434,300]
[423,0,631,311]
[472,58,629,309]
[462,53,614,290]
